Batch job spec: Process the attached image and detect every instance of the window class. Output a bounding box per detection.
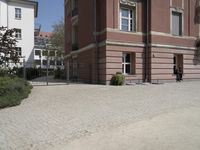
[120,7,135,32]
[15,47,22,56]
[72,0,78,17]
[50,60,55,65]
[56,60,62,66]
[172,11,182,36]
[35,50,41,56]
[122,53,132,74]
[15,8,21,19]
[42,60,47,65]
[15,29,22,39]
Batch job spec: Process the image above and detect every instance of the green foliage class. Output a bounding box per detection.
[50,19,64,51]
[54,67,66,79]
[110,72,125,86]
[0,77,32,108]
[0,27,19,67]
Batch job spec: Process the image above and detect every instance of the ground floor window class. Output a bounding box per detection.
[122,53,131,74]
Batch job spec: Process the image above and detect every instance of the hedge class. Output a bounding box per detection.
[0,77,32,108]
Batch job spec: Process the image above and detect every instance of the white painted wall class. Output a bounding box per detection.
[0,0,8,27]
[0,0,36,63]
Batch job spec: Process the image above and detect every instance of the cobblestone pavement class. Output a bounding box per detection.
[0,82,200,150]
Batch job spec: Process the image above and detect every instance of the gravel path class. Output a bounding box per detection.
[0,82,200,150]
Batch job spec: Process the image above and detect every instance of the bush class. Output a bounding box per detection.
[0,77,32,108]
[110,72,125,86]
[54,67,66,79]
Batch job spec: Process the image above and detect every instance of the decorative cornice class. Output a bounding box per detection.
[120,0,136,6]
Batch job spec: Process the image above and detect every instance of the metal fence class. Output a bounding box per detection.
[17,61,67,86]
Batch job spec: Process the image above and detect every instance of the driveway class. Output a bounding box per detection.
[0,82,200,150]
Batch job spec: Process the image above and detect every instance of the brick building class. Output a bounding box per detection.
[64,0,200,84]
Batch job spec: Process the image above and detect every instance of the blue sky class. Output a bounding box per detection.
[35,0,64,32]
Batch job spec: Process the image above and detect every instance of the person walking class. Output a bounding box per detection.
[178,66,183,81]
[175,67,180,82]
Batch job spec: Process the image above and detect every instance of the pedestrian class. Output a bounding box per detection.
[178,66,183,81]
[175,67,180,82]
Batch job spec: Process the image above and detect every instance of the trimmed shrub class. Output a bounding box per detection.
[110,72,125,86]
[0,77,32,108]
[54,67,66,79]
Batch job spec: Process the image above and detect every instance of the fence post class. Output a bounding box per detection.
[67,60,70,84]
[46,56,49,86]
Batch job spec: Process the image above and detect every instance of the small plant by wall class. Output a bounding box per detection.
[110,72,125,86]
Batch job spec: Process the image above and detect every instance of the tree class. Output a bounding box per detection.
[0,27,19,67]
[50,19,64,52]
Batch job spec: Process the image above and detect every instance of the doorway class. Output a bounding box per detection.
[173,54,183,74]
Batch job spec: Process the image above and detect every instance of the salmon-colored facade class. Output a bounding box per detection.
[65,0,200,84]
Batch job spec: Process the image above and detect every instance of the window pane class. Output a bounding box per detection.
[57,61,62,65]
[172,12,182,36]
[126,64,131,74]
[121,25,128,31]
[50,60,55,65]
[35,50,41,56]
[126,54,131,63]
[122,19,128,25]
[130,10,133,18]
[43,60,47,65]
[121,9,129,17]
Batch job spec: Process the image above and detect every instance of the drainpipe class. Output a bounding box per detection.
[145,0,150,82]
[94,0,99,84]
[188,0,190,36]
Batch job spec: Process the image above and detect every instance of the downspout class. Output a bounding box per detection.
[94,0,99,84]
[188,0,190,36]
[145,0,150,82]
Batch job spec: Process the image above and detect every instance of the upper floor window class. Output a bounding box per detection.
[15,8,21,19]
[15,29,22,39]
[35,50,41,56]
[120,7,135,32]
[172,11,182,36]
[72,0,78,17]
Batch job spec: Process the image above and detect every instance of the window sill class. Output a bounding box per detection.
[123,74,136,76]
[120,30,136,33]
[171,34,183,37]
[15,18,21,20]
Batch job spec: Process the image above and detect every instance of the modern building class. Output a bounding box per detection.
[65,0,200,84]
[34,31,64,69]
[0,0,38,64]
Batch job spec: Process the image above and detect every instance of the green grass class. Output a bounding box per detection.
[0,77,33,108]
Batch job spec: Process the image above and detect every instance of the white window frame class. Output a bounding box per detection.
[15,29,22,39]
[15,8,21,19]
[122,53,131,74]
[120,7,135,32]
